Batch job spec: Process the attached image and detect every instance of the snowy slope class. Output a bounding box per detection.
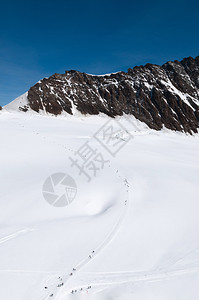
[3,92,83,118]
[3,92,29,112]
[0,110,199,300]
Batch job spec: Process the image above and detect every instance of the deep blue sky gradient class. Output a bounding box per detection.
[1,0,199,105]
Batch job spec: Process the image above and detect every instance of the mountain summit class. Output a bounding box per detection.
[6,56,199,133]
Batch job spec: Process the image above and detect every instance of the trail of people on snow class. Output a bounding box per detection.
[42,168,130,300]
[15,117,131,300]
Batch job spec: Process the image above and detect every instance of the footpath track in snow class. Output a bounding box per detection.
[1,114,199,300]
[0,228,35,246]
[74,265,199,287]
[48,168,130,300]
[15,117,131,300]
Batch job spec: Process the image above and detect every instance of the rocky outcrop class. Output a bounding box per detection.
[26,56,199,133]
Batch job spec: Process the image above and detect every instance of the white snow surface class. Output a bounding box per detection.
[0,109,199,300]
[4,92,29,112]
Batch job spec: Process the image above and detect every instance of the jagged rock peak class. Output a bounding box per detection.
[23,55,199,133]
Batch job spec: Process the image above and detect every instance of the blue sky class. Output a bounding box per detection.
[0,0,199,106]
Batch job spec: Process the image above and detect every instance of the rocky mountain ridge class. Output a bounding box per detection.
[15,56,199,133]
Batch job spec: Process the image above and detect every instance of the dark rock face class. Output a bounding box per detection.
[27,56,199,133]
[19,105,29,112]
